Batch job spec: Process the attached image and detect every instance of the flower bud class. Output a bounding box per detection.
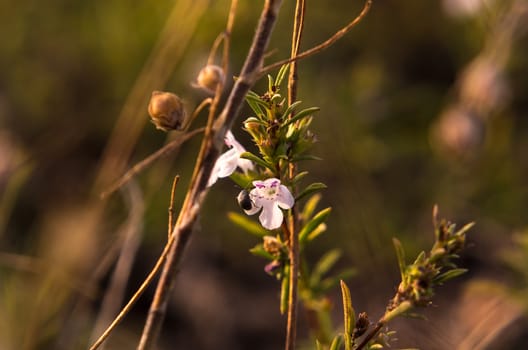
[194,65,224,94]
[237,190,254,211]
[263,235,283,256]
[148,91,186,131]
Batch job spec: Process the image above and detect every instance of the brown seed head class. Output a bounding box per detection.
[195,65,224,94]
[148,91,186,131]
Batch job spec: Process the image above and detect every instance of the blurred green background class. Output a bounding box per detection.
[1,0,528,349]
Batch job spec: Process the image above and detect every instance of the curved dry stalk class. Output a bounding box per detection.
[260,0,372,77]
[89,182,144,349]
[167,175,180,240]
[100,128,204,199]
[88,176,180,350]
[137,1,282,349]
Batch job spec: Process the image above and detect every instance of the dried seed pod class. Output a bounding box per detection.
[147,91,186,131]
[194,64,224,94]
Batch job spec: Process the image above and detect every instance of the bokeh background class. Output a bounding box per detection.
[1,0,528,349]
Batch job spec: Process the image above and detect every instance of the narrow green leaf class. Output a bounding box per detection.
[283,106,320,127]
[340,280,355,350]
[310,249,342,287]
[245,91,268,115]
[275,64,289,87]
[267,74,274,92]
[299,207,332,244]
[455,222,475,236]
[291,154,323,162]
[240,151,276,172]
[227,212,268,237]
[296,182,327,203]
[434,268,468,284]
[382,300,412,323]
[414,251,426,264]
[249,244,274,260]
[369,344,383,349]
[245,96,264,116]
[329,335,344,350]
[392,238,406,281]
[315,340,324,350]
[292,171,309,185]
[280,268,289,315]
[229,171,253,189]
[301,193,322,222]
[280,100,303,120]
[319,268,357,293]
[306,222,328,242]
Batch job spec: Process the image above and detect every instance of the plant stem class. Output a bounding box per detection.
[284,1,305,349]
[355,321,384,350]
[260,0,372,77]
[136,1,283,349]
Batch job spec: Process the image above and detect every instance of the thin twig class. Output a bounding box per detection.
[284,1,305,349]
[260,0,372,77]
[355,321,384,350]
[137,1,283,348]
[100,128,204,199]
[88,178,181,350]
[89,182,144,349]
[167,175,180,240]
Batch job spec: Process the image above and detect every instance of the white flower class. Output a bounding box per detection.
[208,130,254,187]
[244,178,294,230]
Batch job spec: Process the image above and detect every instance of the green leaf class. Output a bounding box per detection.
[283,106,320,127]
[433,268,468,284]
[329,335,344,350]
[310,249,342,287]
[267,74,274,92]
[301,193,322,222]
[291,154,323,162]
[280,100,303,120]
[249,244,275,260]
[240,151,276,172]
[369,344,383,349]
[340,280,355,350]
[455,222,475,236]
[299,207,332,244]
[319,268,357,293]
[275,64,289,87]
[229,171,253,189]
[306,222,328,242]
[245,91,267,116]
[414,251,426,264]
[292,171,309,185]
[280,267,289,315]
[392,238,406,281]
[296,182,327,202]
[227,212,268,237]
[315,340,324,350]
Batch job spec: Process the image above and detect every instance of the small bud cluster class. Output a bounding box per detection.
[387,210,472,316]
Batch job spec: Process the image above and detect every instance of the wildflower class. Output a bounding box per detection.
[208,131,254,187]
[244,178,294,230]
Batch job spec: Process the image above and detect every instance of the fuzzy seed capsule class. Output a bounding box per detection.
[194,65,224,94]
[148,91,186,131]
